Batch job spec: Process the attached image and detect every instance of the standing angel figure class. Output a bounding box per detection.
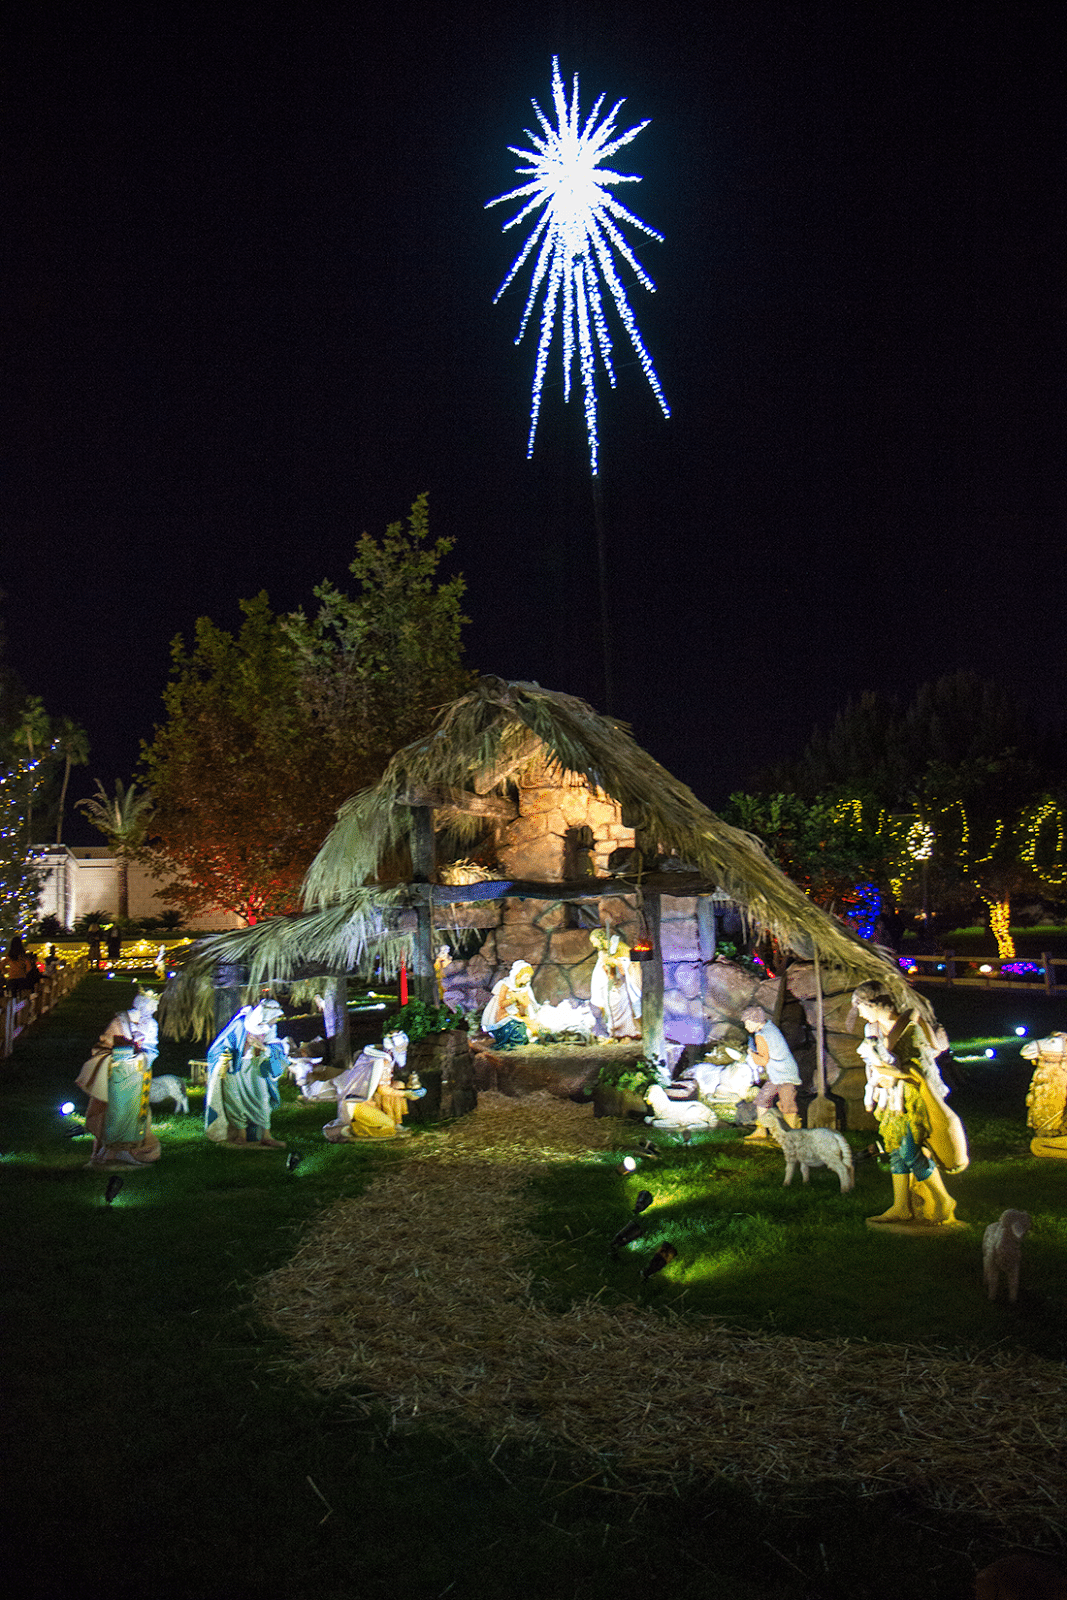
[204,998,289,1149]
[76,987,162,1168]
[589,930,642,1039]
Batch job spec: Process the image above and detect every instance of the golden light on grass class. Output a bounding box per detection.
[254,1092,1067,1535]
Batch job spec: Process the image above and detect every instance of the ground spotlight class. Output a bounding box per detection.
[60,1101,75,1116]
[617,1155,639,1174]
[633,1189,654,1216]
[985,1048,996,1059]
[285,1151,303,1172]
[610,1218,644,1254]
[1015,1026,1028,1037]
[104,1176,124,1205]
[641,1242,677,1281]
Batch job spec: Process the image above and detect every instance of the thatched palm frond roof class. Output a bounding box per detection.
[160,888,412,1039]
[301,677,922,1011]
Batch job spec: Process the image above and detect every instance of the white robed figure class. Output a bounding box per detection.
[480,961,542,1048]
[589,930,642,1039]
[204,999,289,1148]
[76,988,162,1168]
[322,1032,421,1142]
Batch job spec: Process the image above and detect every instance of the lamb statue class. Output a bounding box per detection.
[760,1106,854,1192]
[982,1209,1031,1304]
[645,1083,719,1131]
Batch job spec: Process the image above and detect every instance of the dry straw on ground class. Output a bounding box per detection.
[255,1093,1066,1535]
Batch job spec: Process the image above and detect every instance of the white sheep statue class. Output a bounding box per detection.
[760,1106,854,1192]
[645,1083,719,1130]
[982,1209,1031,1304]
[688,1058,760,1104]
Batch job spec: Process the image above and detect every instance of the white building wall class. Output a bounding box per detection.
[32,847,243,930]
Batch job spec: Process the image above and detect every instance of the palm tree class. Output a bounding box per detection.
[53,719,90,845]
[16,695,51,843]
[77,779,153,919]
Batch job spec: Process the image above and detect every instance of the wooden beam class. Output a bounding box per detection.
[395,787,517,821]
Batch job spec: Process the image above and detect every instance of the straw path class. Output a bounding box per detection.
[254,1093,1066,1536]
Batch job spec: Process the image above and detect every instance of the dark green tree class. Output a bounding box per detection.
[142,498,473,923]
[282,493,474,788]
[750,673,1061,945]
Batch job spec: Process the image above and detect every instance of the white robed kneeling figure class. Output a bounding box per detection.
[76,987,162,1168]
[204,999,289,1148]
[322,1032,424,1142]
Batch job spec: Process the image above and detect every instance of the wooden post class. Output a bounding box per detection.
[807,949,837,1129]
[1042,952,1055,995]
[409,806,437,1005]
[814,950,826,1098]
[214,963,246,1037]
[322,974,351,1070]
[640,891,665,1067]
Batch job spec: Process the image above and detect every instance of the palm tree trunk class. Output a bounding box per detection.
[55,756,72,845]
[118,856,130,921]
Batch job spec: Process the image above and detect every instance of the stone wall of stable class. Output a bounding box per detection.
[432,766,878,1126]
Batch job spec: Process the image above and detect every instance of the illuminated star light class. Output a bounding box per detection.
[487,56,670,476]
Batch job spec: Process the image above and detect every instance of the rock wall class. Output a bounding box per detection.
[431,769,882,1128]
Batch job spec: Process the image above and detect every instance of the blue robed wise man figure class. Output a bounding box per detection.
[204,998,289,1149]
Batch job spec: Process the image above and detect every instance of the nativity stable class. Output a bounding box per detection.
[163,677,925,1126]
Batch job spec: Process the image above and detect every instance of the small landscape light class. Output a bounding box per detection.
[286,1152,303,1172]
[617,1155,639,1174]
[984,1048,996,1059]
[633,1189,654,1216]
[979,964,992,974]
[641,1242,678,1281]
[104,1176,124,1205]
[610,1218,644,1254]
[60,1101,75,1116]
[1015,1026,1028,1037]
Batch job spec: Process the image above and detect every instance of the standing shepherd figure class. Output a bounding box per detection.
[204,998,289,1149]
[851,983,967,1225]
[741,1004,802,1140]
[76,988,162,1168]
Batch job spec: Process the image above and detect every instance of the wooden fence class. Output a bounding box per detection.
[906,950,1066,995]
[2,958,90,1059]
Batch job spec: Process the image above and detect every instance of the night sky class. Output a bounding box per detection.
[3,2,1064,844]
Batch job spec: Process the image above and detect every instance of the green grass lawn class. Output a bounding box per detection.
[2,975,1065,1600]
